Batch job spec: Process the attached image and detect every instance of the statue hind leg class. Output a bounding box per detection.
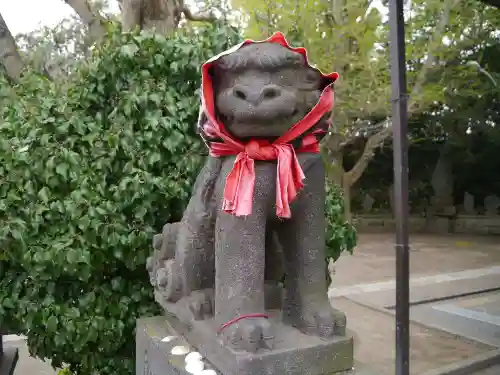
[150,157,221,321]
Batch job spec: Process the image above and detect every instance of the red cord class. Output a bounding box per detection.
[217,313,269,333]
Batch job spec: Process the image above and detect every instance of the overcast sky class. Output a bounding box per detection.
[1,0,387,36]
[0,0,74,35]
[0,0,120,35]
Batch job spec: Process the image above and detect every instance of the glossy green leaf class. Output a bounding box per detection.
[0,21,242,375]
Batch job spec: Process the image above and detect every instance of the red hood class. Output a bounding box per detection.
[200,31,339,149]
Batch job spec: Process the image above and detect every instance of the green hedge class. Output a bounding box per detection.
[0,23,241,375]
[325,184,357,262]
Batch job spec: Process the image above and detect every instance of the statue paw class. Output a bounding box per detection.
[220,317,274,353]
[156,260,183,302]
[177,289,214,322]
[284,300,346,338]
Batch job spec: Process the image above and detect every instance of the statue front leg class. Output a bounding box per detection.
[215,203,273,353]
[277,156,346,337]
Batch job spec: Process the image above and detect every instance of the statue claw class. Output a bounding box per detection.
[178,289,215,322]
[220,317,274,353]
[283,300,346,338]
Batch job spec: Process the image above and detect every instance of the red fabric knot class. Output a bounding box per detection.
[244,139,276,160]
[209,138,306,218]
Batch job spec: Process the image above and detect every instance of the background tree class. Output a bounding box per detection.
[0,0,228,80]
[346,2,500,215]
[232,0,500,220]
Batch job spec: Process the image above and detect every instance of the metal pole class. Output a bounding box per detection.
[388,0,410,375]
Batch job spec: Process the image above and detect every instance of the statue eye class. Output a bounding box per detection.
[305,69,320,83]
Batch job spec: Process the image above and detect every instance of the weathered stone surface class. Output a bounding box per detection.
[463,192,476,214]
[484,195,500,216]
[430,148,455,215]
[388,184,394,213]
[361,194,375,213]
[142,34,352,375]
[137,315,353,375]
[454,216,500,235]
[354,214,500,235]
[136,316,209,375]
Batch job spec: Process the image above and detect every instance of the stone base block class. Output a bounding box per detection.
[0,347,19,375]
[137,314,353,375]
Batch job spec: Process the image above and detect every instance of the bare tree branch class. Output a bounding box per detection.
[345,120,392,185]
[178,0,217,22]
[182,7,217,22]
[44,61,66,80]
[64,0,107,40]
[0,12,25,80]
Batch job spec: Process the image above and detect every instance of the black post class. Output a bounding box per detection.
[388,0,410,375]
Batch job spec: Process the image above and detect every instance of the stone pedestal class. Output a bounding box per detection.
[137,315,354,375]
[0,347,19,375]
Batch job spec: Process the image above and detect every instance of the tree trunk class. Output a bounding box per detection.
[325,151,344,185]
[324,149,353,223]
[121,0,216,34]
[345,121,393,187]
[323,0,457,193]
[342,174,353,223]
[1,0,107,81]
[430,142,455,216]
[64,0,106,40]
[0,0,217,82]
[0,13,24,80]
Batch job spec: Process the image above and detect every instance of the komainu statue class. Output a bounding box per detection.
[146,32,353,375]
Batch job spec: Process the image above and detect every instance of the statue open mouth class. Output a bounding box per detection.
[236,107,299,123]
[218,107,301,138]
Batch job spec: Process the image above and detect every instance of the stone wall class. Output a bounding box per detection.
[354,214,500,235]
[356,183,500,235]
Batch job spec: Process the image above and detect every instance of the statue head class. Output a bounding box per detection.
[210,43,327,139]
[198,32,339,144]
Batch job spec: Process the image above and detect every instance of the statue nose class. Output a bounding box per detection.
[232,84,282,104]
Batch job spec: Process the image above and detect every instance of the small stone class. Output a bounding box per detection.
[463,192,475,214]
[361,194,375,212]
[185,360,205,374]
[171,345,190,355]
[185,351,203,363]
[484,195,500,215]
[161,335,177,342]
